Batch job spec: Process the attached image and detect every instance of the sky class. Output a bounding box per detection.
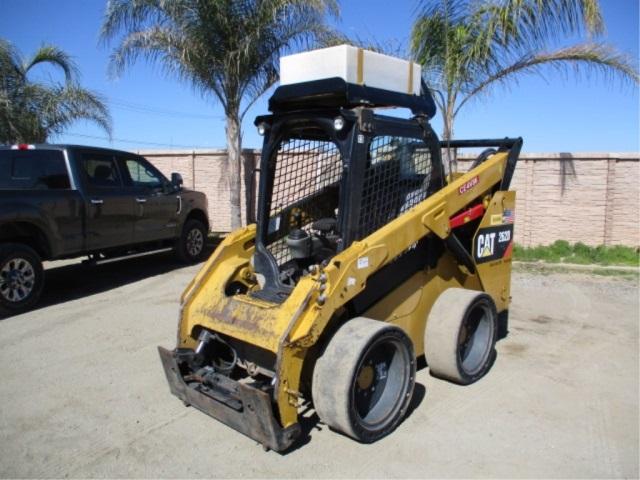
[0,0,638,153]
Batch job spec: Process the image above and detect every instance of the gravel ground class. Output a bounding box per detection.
[0,254,638,478]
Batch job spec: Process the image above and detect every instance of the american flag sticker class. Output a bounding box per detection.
[502,209,515,224]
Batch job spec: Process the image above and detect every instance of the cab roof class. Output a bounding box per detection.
[267,77,437,118]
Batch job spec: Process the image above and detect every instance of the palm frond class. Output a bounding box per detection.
[411,0,636,140]
[455,42,639,115]
[0,38,112,143]
[0,39,24,80]
[100,0,171,43]
[23,45,79,82]
[470,0,604,54]
[43,85,113,139]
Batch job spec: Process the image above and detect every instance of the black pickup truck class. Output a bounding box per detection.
[0,144,210,315]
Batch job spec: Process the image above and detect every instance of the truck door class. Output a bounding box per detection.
[117,155,180,244]
[77,151,135,250]
[0,148,84,256]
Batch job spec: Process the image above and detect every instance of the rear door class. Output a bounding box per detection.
[117,155,180,243]
[0,148,84,255]
[76,150,135,250]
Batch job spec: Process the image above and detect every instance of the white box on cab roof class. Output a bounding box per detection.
[280,45,422,96]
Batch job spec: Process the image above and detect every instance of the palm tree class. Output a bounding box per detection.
[101,0,338,230]
[0,39,111,144]
[411,0,639,163]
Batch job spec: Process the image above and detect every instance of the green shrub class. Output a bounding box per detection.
[514,242,639,266]
[549,240,572,257]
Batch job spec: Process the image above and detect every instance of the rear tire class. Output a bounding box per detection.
[0,243,44,316]
[176,219,207,263]
[425,288,498,385]
[312,317,415,442]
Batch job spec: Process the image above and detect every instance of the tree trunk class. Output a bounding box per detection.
[225,111,243,231]
[441,109,458,174]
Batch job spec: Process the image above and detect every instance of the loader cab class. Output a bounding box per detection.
[251,78,444,302]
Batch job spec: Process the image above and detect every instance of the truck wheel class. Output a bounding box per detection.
[0,243,44,316]
[312,317,416,442]
[425,288,497,385]
[176,219,207,263]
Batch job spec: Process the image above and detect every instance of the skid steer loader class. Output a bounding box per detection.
[159,50,522,452]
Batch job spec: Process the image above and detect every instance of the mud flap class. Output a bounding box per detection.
[158,346,300,452]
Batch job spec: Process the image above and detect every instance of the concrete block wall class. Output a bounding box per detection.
[457,153,639,246]
[140,149,640,247]
[608,157,640,246]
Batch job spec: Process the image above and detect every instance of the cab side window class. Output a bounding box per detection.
[120,157,165,191]
[357,135,433,239]
[0,151,70,190]
[80,154,122,188]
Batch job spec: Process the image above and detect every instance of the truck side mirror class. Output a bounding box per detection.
[171,172,183,189]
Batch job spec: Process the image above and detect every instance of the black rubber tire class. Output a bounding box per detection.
[176,219,207,263]
[0,243,44,316]
[425,288,498,385]
[470,148,497,170]
[312,317,416,443]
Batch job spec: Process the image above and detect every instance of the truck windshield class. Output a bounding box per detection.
[0,150,70,190]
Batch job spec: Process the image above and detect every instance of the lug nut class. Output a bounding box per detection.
[316,294,326,306]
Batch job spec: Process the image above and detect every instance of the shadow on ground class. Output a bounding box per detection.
[1,239,220,320]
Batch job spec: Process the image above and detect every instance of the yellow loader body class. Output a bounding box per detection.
[159,75,521,451]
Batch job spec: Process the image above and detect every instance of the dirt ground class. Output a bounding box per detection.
[0,254,638,478]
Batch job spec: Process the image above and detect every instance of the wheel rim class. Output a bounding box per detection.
[351,337,411,430]
[458,302,494,376]
[0,257,36,303]
[186,228,204,257]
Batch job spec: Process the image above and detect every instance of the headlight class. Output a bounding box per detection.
[333,116,345,131]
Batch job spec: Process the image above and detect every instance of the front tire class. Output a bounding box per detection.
[312,317,416,442]
[0,243,44,316]
[176,219,207,263]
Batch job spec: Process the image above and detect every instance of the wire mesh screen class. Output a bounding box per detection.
[267,137,342,266]
[357,136,432,240]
